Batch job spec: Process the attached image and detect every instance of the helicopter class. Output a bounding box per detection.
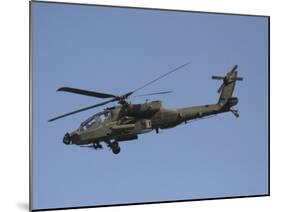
[49,63,243,154]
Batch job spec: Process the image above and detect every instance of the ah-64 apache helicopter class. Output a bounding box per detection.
[49,63,243,154]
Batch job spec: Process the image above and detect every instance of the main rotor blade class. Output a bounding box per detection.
[57,87,117,99]
[48,99,115,122]
[49,62,189,122]
[130,62,190,95]
[132,91,173,98]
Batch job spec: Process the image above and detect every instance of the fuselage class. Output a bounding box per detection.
[64,96,238,146]
[58,65,242,154]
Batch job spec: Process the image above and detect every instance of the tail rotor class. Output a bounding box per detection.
[213,65,243,118]
[212,65,243,94]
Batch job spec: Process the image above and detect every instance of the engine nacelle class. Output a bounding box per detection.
[123,101,162,117]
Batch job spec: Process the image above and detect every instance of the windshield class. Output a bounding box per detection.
[79,111,110,131]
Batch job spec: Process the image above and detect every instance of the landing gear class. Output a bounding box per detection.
[230,108,239,118]
[111,142,121,154]
[105,141,121,154]
[93,142,103,149]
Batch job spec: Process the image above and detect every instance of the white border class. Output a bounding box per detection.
[0,0,276,212]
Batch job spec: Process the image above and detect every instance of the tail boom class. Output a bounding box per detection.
[176,65,243,122]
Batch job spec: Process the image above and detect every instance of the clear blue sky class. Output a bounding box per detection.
[31,2,268,210]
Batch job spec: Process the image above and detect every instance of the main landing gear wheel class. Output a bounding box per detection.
[111,142,121,154]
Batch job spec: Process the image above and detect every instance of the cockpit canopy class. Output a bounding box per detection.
[79,110,111,131]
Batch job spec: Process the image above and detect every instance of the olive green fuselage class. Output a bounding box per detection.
[66,98,237,146]
[62,67,241,152]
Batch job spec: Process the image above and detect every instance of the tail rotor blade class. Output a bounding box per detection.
[235,77,243,81]
[230,65,238,73]
[212,76,225,80]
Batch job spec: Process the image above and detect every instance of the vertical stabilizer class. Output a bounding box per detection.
[212,65,243,105]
